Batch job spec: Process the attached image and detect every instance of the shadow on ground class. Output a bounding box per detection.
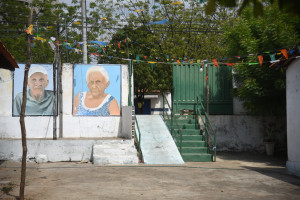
[243,166,300,187]
[217,151,287,167]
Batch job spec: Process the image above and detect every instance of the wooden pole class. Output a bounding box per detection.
[19,8,33,200]
[57,21,63,138]
[53,50,57,140]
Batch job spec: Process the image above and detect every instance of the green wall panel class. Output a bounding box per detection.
[172,64,233,115]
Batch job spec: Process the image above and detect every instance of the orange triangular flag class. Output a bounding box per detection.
[118,42,121,49]
[212,59,219,67]
[280,49,288,59]
[258,55,263,66]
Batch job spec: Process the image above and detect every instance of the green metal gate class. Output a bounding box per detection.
[172,63,233,114]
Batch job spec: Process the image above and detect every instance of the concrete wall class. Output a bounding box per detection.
[209,115,286,153]
[286,58,300,176]
[0,64,133,139]
[0,139,95,162]
[150,92,172,115]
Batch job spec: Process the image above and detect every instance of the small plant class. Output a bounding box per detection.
[1,183,14,195]
[263,121,281,143]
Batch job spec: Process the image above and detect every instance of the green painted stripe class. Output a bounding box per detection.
[181,147,209,153]
[182,153,213,162]
[182,141,206,147]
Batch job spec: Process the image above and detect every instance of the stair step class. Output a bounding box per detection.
[173,129,203,135]
[181,147,209,153]
[169,124,200,129]
[182,135,204,140]
[164,112,214,162]
[166,119,198,125]
[182,153,213,162]
[182,141,206,147]
[173,115,197,120]
[92,140,139,165]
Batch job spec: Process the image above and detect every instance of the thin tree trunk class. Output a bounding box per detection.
[19,8,33,200]
[57,20,63,138]
[53,51,57,140]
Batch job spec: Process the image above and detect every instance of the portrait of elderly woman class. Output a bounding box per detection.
[73,65,120,116]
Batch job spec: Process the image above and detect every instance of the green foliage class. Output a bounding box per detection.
[205,0,300,17]
[90,0,234,100]
[0,0,84,64]
[0,0,30,62]
[223,5,300,115]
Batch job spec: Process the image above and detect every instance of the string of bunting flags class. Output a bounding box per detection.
[25,24,300,69]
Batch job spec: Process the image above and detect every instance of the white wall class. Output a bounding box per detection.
[0,64,132,139]
[150,92,172,115]
[286,58,300,176]
[209,115,286,153]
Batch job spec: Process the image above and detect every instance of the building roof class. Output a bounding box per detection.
[0,40,19,71]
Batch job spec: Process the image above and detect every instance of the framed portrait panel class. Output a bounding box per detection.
[12,64,56,116]
[73,64,121,116]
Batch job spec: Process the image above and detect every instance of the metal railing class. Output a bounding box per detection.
[133,115,143,162]
[162,94,183,154]
[196,96,217,162]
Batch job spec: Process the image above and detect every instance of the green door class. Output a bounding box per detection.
[172,63,233,114]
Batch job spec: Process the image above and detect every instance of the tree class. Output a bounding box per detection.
[205,0,300,17]
[89,0,234,111]
[0,0,84,64]
[222,4,300,115]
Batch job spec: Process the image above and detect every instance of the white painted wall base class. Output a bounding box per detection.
[286,161,300,177]
[0,139,95,162]
[0,139,136,163]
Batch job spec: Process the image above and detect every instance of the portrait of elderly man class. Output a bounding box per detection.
[13,65,54,116]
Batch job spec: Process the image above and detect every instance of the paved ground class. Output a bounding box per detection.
[0,152,300,200]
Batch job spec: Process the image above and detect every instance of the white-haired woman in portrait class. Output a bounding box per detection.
[73,66,120,116]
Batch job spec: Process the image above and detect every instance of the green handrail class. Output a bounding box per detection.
[162,94,183,154]
[196,96,217,162]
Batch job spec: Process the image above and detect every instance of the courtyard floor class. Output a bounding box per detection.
[0,152,300,200]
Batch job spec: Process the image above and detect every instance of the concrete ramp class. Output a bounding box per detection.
[135,115,184,165]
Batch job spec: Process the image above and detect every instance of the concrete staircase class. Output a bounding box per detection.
[92,139,139,165]
[166,115,213,162]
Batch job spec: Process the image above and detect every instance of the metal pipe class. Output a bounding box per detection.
[81,0,88,64]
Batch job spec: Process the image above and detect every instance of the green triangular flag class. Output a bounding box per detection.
[136,54,140,64]
[269,54,276,61]
[150,63,154,70]
[96,46,103,52]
